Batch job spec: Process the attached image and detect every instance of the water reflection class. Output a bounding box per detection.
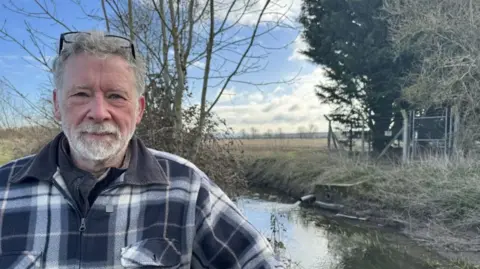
[235,196,435,269]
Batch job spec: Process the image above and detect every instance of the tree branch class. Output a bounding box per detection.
[207,0,271,113]
[33,0,72,31]
[101,0,111,32]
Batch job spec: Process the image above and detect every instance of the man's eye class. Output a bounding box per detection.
[74,92,89,97]
[109,94,125,100]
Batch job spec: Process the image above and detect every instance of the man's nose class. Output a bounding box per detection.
[87,95,111,122]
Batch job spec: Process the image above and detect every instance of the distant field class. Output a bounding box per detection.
[240,138,327,148]
[226,139,329,156]
[0,137,330,165]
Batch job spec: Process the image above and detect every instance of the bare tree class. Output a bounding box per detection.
[0,78,56,130]
[240,128,247,139]
[297,126,306,139]
[101,0,111,32]
[0,88,16,130]
[276,127,283,139]
[250,127,258,139]
[383,0,480,153]
[0,0,297,160]
[308,123,318,138]
[265,129,273,139]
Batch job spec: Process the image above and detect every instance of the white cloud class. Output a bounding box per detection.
[199,0,301,26]
[248,91,264,104]
[254,0,300,25]
[216,87,237,104]
[192,61,206,69]
[212,67,333,133]
[138,0,301,28]
[289,35,308,61]
[273,86,284,94]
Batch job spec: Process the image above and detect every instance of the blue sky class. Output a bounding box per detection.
[0,0,333,133]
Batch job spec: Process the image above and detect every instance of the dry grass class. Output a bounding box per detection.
[0,139,14,165]
[222,138,330,160]
[238,138,328,150]
[228,137,372,159]
[365,157,480,253]
[0,126,58,165]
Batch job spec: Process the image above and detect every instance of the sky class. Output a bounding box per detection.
[0,0,334,134]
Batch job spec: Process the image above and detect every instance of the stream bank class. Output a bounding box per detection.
[236,191,447,269]
[243,154,480,267]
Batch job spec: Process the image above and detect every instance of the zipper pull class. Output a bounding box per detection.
[79,218,86,232]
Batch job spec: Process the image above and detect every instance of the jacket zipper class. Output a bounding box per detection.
[51,180,86,269]
[79,218,86,232]
[51,180,146,268]
[78,218,86,269]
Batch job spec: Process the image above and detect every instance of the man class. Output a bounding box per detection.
[0,31,281,268]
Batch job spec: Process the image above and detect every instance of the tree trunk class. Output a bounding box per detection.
[128,0,134,42]
[190,0,215,161]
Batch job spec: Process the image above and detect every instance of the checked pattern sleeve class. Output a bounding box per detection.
[191,175,283,269]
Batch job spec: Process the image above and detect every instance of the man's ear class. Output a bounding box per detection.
[53,89,61,121]
[136,96,145,124]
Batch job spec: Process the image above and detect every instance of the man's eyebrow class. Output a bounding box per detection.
[72,85,93,90]
[108,88,128,92]
[107,88,131,97]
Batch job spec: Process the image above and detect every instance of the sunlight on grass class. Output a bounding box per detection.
[0,139,14,166]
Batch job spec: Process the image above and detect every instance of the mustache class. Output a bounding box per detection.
[76,123,120,137]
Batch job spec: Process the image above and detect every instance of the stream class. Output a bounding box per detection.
[234,192,441,269]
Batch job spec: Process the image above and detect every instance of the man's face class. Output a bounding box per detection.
[53,52,145,162]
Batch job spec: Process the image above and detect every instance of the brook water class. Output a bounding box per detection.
[235,192,441,269]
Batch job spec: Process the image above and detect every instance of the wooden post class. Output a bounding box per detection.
[361,119,365,156]
[367,130,371,156]
[328,123,332,151]
[412,110,416,160]
[332,131,340,150]
[325,116,332,154]
[453,106,460,155]
[349,122,353,152]
[448,106,454,155]
[444,107,448,159]
[401,110,409,163]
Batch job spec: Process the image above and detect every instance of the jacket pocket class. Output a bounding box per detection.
[0,251,43,269]
[121,238,181,268]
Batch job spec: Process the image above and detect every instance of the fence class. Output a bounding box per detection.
[324,107,458,163]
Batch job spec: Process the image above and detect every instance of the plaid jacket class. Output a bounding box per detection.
[0,133,280,269]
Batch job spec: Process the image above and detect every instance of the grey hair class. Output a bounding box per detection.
[52,31,146,96]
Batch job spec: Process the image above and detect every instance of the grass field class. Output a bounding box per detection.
[232,137,370,156]
[236,138,329,159]
[238,138,328,150]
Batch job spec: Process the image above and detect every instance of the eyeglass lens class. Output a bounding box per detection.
[63,33,131,47]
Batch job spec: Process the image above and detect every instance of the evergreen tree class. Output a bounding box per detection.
[299,0,413,152]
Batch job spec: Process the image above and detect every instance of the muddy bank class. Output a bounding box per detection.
[245,158,408,230]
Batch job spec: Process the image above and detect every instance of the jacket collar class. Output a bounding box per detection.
[9,132,169,186]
